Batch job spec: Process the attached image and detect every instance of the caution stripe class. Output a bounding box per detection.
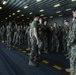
[22,51,26,53]
[0,39,69,75]
[19,48,22,51]
[53,65,62,70]
[6,43,69,75]
[42,60,49,64]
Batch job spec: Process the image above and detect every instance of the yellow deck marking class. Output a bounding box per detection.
[26,48,30,50]
[1,41,66,72]
[53,65,62,70]
[42,60,49,64]
[22,51,26,53]
[19,49,22,51]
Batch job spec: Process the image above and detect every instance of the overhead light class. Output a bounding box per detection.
[29,12,33,14]
[12,13,15,15]
[39,9,44,12]
[17,10,20,12]
[59,14,63,16]
[37,0,42,2]
[40,14,44,16]
[0,7,2,9]
[71,0,76,2]
[56,11,61,13]
[3,1,7,5]
[54,4,60,7]
[24,5,28,9]
[17,16,19,18]
[50,16,53,18]
[27,18,29,19]
[43,17,46,19]
[21,14,24,16]
[66,8,71,11]
[9,15,11,17]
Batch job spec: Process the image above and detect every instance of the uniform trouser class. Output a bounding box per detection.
[0,32,5,41]
[43,36,48,51]
[1,33,5,41]
[51,36,59,52]
[67,46,71,57]
[38,39,43,52]
[15,34,20,44]
[48,38,51,52]
[1,34,4,40]
[7,34,12,47]
[27,34,31,48]
[20,34,23,44]
[29,36,38,62]
[23,34,26,44]
[13,32,17,43]
[25,34,28,45]
[70,45,76,75]
[63,38,67,52]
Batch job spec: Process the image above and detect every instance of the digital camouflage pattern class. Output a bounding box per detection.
[68,11,76,75]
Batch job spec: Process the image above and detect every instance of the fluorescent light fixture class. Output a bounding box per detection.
[27,18,29,19]
[0,7,2,9]
[59,15,63,16]
[56,11,61,13]
[12,13,15,15]
[3,1,7,5]
[37,0,42,2]
[40,14,44,16]
[54,4,60,7]
[17,16,19,18]
[24,6,28,9]
[50,16,53,18]
[71,0,76,2]
[9,15,11,17]
[29,12,33,14]
[39,9,44,12]
[43,17,46,19]
[66,8,71,11]
[21,14,24,16]
[17,10,20,12]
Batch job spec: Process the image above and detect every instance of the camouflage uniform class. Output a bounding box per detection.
[51,27,59,52]
[13,25,17,44]
[6,23,13,49]
[15,26,21,45]
[0,26,5,42]
[29,21,38,62]
[38,23,44,54]
[20,27,23,44]
[26,26,31,49]
[68,19,76,75]
[23,26,26,44]
[62,25,69,52]
[43,25,49,53]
